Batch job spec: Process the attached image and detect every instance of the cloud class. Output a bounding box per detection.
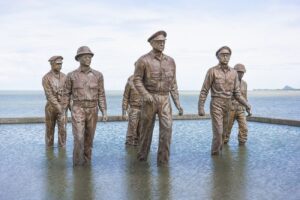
[0,0,299,90]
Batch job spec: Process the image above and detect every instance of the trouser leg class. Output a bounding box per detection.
[137,100,156,161]
[57,108,68,147]
[236,110,248,144]
[72,105,86,166]
[45,103,56,147]
[210,98,225,155]
[222,102,230,145]
[224,110,236,144]
[125,108,140,145]
[135,109,141,145]
[157,95,172,165]
[84,107,98,164]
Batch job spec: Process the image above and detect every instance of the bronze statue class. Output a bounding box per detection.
[133,30,183,165]
[65,46,108,166]
[122,75,142,146]
[224,64,249,145]
[198,46,251,155]
[42,56,68,147]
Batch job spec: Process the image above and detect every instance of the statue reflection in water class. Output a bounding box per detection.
[124,147,171,199]
[210,145,248,200]
[45,148,68,199]
[72,165,95,200]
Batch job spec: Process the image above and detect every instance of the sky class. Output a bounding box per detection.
[0,0,300,90]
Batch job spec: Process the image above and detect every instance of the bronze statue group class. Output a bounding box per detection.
[42,30,251,167]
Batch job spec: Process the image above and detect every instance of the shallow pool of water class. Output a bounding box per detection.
[0,120,299,200]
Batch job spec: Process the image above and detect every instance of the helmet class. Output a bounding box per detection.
[234,63,246,73]
[75,46,94,61]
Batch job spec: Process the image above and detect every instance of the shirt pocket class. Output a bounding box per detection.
[226,79,235,91]
[150,72,160,80]
[89,82,99,99]
[73,81,84,98]
[164,71,174,89]
[214,76,225,90]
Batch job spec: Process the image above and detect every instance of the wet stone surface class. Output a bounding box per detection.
[0,120,299,200]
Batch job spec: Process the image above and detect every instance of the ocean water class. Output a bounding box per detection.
[0,90,299,120]
[0,91,299,199]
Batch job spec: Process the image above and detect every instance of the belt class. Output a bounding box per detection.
[73,100,97,108]
[130,105,141,109]
[148,91,169,95]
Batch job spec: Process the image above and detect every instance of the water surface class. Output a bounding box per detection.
[0,120,299,199]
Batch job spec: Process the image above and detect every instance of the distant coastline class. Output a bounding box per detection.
[253,85,300,91]
[253,89,300,91]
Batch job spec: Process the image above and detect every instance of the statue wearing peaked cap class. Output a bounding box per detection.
[198,46,252,155]
[133,30,183,165]
[42,55,68,147]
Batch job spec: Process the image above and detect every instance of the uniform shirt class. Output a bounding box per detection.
[65,67,107,112]
[198,65,242,108]
[133,50,181,108]
[42,70,67,108]
[122,76,142,110]
[231,80,247,110]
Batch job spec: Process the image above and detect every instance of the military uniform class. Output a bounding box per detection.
[42,56,68,147]
[65,46,107,166]
[122,75,142,146]
[198,47,250,155]
[134,31,182,164]
[224,65,248,144]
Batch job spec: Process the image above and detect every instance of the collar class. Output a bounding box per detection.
[50,70,60,78]
[150,50,167,61]
[218,64,231,73]
[77,66,92,73]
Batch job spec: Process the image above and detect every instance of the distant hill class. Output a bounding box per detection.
[282,85,295,90]
[253,85,299,91]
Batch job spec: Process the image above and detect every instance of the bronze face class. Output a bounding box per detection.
[78,54,92,67]
[51,63,62,73]
[237,71,244,80]
[217,48,231,65]
[150,40,166,53]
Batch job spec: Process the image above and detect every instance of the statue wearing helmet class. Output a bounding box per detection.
[65,46,107,166]
[224,63,249,145]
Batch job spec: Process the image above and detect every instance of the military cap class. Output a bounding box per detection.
[234,63,246,73]
[75,46,94,61]
[216,46,232,57]
[147,30,167,42]
[48,55,63,63]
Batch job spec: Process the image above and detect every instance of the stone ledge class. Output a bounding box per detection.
[0,114,299,127]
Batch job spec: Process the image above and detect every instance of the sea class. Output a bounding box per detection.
[0,90,300,199]
[0,90,299,120]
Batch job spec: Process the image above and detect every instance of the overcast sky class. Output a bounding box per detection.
[1,0,299,90]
